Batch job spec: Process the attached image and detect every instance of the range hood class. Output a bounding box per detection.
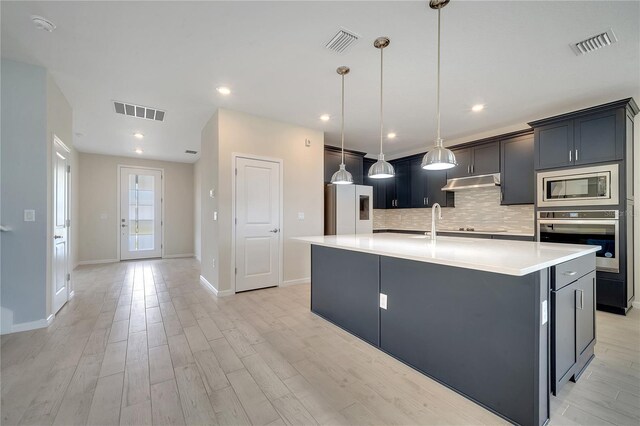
[441,173,501,191]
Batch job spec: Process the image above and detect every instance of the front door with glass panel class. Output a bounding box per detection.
[120,167,162,260]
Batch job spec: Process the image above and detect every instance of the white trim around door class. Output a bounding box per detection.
[117,165,165,261]
[231,153,284,293]
[51,135,71,316]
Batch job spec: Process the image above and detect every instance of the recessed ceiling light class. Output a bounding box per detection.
[31,15,56,32]
[135,148,143,154]
[471,104,485,112]
[387,132,397,139]
[216,86,231,95]
[319,114,330,121]
[133,132,144,139]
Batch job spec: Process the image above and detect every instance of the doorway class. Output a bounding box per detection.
[234,156,282,292]
[52,136,70,314]
[119,166,163,260]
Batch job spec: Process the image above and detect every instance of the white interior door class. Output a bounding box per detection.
[52,139,69,314]
[235,157,281,292]
[120,167,162,260]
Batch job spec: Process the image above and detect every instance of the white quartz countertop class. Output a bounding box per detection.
[294,233,600,276]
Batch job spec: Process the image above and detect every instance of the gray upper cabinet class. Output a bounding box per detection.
[324,146,365,185]
[534,121,574,170]
[531,101,631,171]
[574,110,622,165]
[409,157,453,208]
[472,142,500,175]
[446,148,472,179]
[447,142,499,179]
[500,133,534,205]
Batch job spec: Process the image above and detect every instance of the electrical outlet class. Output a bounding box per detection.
[212,259,216,269]
[209,189,215,198]
[214,211,218,221]
[298,212,304,220]
[24,210,35,222]
[379,293,388,310]
[305,138,311,147]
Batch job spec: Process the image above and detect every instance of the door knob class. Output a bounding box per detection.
[54,235,63,239]
[122,224,127,228]
[269,228,279,233]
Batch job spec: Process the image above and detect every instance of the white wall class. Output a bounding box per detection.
[77,153,194,263]
[194,159,202,261]
[200,112,220,288]
[199,109,324,293]
[634,118,639,308]
[1,60,74,332]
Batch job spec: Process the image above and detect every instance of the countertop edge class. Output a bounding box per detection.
[293,236,600,277]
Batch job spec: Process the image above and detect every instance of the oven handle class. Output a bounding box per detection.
[538,219,618,225]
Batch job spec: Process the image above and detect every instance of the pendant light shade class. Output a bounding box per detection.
[368,37,395,179]
[330,66,354,185]
[331,163,354,184]
[421,0,457,171]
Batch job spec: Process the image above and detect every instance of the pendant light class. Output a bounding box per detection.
[421,0,457,170]
[330,66,354,185]
[368,37,395,179]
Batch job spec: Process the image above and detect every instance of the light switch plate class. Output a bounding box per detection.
[298,212,304,220]
[209,189,215,198]
[213,211,218,221]
[379,293,388,310]
[541,300,548,325]
[305,139,311,147]
[24,210,35,222]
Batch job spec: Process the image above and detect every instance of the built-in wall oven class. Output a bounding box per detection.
[538,210,619,273]
[537,164,619,208]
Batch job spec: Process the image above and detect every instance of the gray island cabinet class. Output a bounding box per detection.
[296,233,598,426]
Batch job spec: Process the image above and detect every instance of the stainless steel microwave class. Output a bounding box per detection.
[536,164,619,207]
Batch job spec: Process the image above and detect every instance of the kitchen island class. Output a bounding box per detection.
[295,233,599,426]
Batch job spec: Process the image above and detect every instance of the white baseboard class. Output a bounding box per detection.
[69,290,76,300]
[199,275,233,297]
[632,301,640,310]
[163,253,195,259]
[2,314,55,335]
[77,258,119,266]
[281,277,310,287]
[195,255,201,262]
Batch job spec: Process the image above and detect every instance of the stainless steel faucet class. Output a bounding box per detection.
[431,203,442,241]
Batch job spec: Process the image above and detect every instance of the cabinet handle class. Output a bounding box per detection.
[467,165,470,174]
[569,150,572,162]
[427,197,429,206]
[563,271,578,276]
[576,289,584,310]
[575,149,578,162]
[471,164,474,174]
[423,197,427,206]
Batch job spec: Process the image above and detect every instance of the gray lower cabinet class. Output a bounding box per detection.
[310,245,379,346]
[551,269,596,395]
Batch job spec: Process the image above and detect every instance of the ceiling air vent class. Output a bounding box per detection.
[325,29,359,53]
[571,29,618,55]
[113,101,166,122]
[185,150,198,154]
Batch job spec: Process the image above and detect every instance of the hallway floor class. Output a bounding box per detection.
[1,258,639,425]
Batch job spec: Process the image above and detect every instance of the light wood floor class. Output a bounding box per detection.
[1,258,638,426]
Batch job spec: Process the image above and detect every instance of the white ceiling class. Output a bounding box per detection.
[2,1,639,163]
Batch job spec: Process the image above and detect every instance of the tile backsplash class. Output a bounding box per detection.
[373,187,535,234]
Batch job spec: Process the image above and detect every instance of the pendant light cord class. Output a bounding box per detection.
[379,46,384,155]
[341,73,345,165]
[436,7,442,147]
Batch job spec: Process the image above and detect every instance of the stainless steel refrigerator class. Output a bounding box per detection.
[324,184,373,235]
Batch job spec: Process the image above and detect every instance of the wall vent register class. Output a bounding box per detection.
[114,101,165,122]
